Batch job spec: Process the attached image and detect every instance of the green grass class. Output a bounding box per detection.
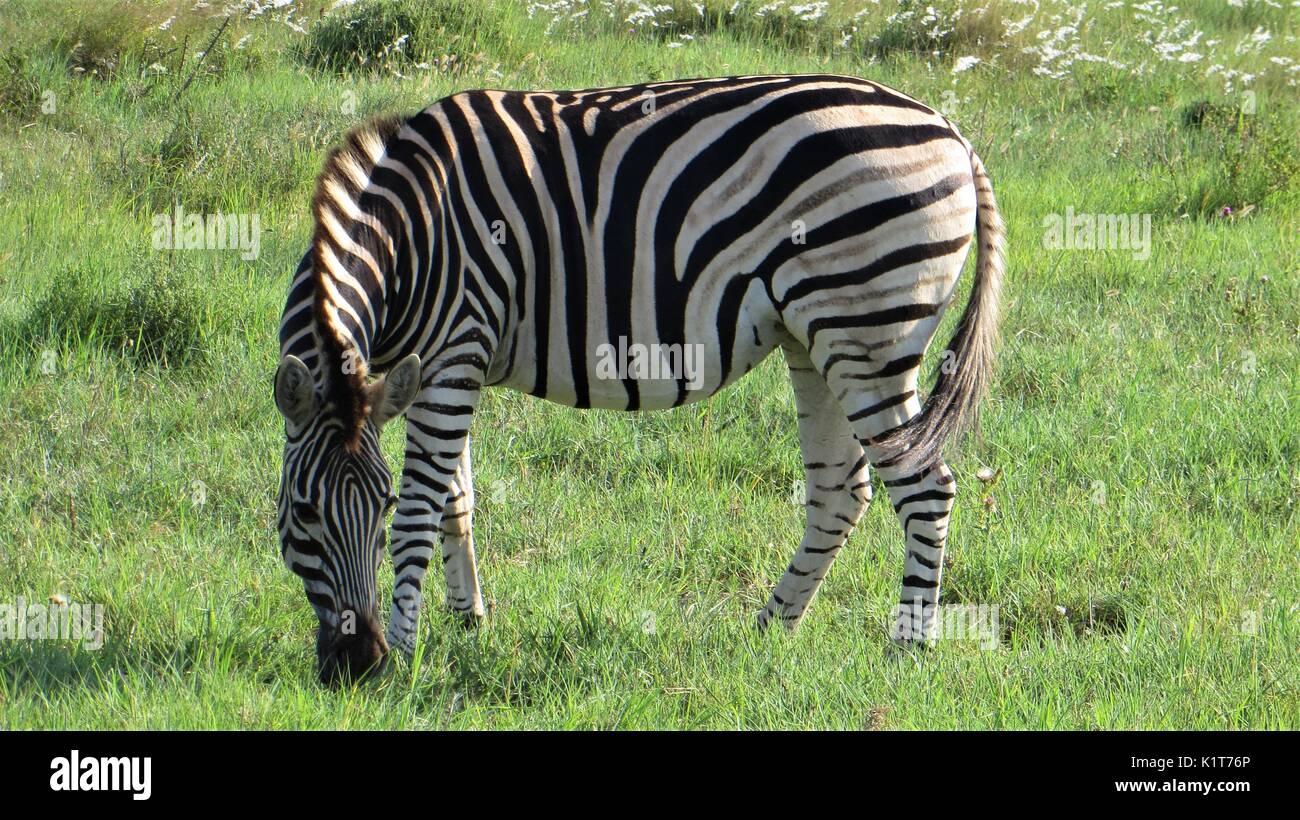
[0,0,1296,729]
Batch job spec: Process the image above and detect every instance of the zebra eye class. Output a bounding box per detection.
[293,502,321,525]
[384,495,398,515]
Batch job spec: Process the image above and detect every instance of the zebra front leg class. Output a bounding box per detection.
[440,440,486,624]
[758,345,871,631]
[387,379,482,656]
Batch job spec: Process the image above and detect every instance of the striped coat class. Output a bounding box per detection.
[274,74,1005,683]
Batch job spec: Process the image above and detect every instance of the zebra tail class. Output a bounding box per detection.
[882,151,1006,475]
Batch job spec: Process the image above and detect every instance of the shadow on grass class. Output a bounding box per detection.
[407,605,652,712]
[942,561,1137,647]
[0,629,307,695]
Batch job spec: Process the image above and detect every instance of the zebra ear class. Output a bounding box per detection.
[369,353,422,427]
[275,355,317,427]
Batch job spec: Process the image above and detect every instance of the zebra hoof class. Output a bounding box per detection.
[385,628,418,659]
[756,605,802,633]
[450,607,485,630]
[887,636,934,659]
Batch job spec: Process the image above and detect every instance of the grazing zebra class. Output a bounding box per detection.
[274,74,1005,684]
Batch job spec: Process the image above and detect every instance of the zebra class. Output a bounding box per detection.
[273,74,1005,684]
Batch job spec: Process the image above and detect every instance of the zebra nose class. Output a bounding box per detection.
[317,609,389,686]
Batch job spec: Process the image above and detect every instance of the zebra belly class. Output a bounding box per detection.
[494,278,785,411]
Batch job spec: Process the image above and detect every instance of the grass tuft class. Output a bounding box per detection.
[295,0,500,76]
[1146,107,1300,218]
[20,263,217,368]
[0,50,45,121]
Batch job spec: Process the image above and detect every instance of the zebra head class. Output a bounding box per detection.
[273,352,422,686]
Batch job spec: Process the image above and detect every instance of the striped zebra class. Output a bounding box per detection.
[274,74,1005,684]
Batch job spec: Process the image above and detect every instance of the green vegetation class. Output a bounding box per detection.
[0,0,1295,729]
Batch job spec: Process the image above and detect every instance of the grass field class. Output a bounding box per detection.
[0,0,1296,729]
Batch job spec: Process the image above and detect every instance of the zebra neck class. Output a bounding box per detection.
[277,252,380,388]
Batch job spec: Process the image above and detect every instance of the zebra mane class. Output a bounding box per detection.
[309,113,407,450]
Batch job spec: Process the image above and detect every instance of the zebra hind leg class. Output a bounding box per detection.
[441,442,486,625]
[822,373,956,644]
[757,344,871,631]
[872,452,955,644]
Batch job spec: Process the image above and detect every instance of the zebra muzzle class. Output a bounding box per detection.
[316,608,389,686]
